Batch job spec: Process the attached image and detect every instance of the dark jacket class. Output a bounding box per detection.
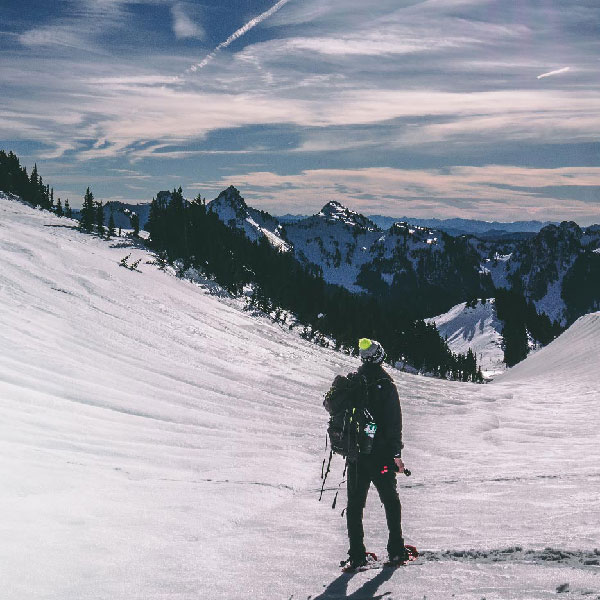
[356,363,403,461]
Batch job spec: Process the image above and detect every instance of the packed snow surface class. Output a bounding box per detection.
[1,196,599,599]
[426,299,505,378]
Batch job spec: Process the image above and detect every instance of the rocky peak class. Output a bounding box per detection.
[209,186,248,219]
[318,201,378,230]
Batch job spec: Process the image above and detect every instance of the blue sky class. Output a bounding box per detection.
[1,0,599,223]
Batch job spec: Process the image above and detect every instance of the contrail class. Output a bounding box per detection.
[189,0,293,72]
[537,66,570,80]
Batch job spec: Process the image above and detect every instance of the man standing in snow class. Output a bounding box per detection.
[341,338,407,572]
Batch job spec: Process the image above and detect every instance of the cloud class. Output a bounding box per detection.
[3,66,598,163]
[207,166,600,223]
[537,67,571,79]
[19,25,99,51]
[188,0,294,72]
[4,0,599,223]
[171,3,205,40]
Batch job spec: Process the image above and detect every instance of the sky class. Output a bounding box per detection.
[1,0,599,223]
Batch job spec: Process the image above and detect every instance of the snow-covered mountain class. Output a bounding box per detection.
[207,186,290,251]
[427,299,505,378]
[210,195,493,313]
[207,191,600,326]
[2,192,600,599]
[480,222,600,325]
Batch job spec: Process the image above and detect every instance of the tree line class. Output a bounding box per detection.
[146,188,484,381]
[495,289,562,366]
[79,187,138,239]
[0,150,72,217]
[0,152,137,240]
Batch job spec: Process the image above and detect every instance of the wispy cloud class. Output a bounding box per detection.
[19,24,101,51]
[188,0,294,72]
[171,3,205,40]
[3,0,599,222]
[537,67,571,80]
[210,166,600,223]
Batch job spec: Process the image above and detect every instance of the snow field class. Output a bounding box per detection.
[1,196,599,599]
[427,299,505,378]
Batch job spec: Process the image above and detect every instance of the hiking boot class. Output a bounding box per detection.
[385,547,410,566]
[340,551,377,572]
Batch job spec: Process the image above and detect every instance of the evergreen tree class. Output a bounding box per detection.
[64,199,72,218]
[130,212,140,237]
[56,198,64,217]
[465,348,477,381]
[80,187,95,232]
[29,164,41,206]
[96,200,105,237]
[0,151,56,213]
[108,211,116,238]
[502,320,528,367]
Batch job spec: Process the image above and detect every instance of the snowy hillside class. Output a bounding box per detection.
[2,195,600,599]
[498,311,600,384]
[480,223,600,325]
[427,299,505,378]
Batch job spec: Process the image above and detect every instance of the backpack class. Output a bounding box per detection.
[323,372,376,462]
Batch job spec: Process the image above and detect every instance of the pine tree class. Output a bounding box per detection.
[465,348,477,381]
[64,199,72,218]
[96,200,105,237]
[130,212,140,237]
[29,164,40,206]
[80,187,95,232]
[56,198,64,217]
[108,211,116,238]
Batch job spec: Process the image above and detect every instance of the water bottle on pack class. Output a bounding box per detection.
[361,409,377,455]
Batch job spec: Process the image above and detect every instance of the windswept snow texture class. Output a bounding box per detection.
[1,195,600,600]
[427,299,505,378]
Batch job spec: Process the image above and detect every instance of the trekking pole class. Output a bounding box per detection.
[394,463,411,477]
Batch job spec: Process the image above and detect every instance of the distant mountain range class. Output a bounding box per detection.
[206,187,600,326]
[366,215,560,236]
[75,186,600,327]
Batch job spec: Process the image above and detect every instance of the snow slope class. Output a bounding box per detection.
[498,311,600,384]
[1,195,600,599]
[427,299,505,378]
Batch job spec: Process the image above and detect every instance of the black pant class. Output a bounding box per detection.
[346,457,403,560]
